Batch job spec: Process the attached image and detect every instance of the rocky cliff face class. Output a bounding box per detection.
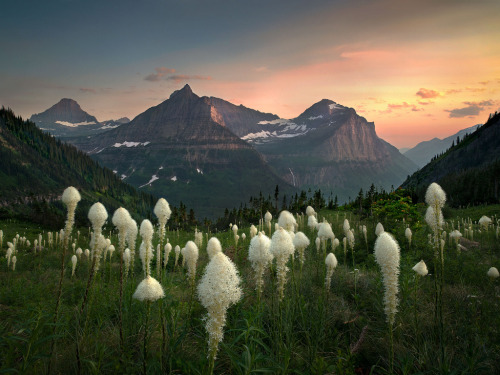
[76,84,291,218]
[253,99,417,200]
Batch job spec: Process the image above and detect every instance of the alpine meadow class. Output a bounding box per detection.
[2,1,500,374]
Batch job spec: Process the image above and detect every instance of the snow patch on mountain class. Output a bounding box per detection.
[139,174,159,188]
[55,120,97,127]
[113,141,151,148]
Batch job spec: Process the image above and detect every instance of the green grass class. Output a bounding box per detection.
[0,208,499,374]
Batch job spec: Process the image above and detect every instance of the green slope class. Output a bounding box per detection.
[0,108,156,228]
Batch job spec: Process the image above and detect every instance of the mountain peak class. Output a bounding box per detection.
[169,84,195,99]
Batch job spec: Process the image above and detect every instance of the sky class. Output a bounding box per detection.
[1,0,499,148]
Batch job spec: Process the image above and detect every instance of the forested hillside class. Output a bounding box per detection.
[0,108,156,227]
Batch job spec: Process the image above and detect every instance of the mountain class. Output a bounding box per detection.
[402,113,500,206]
[403,124,481,168]
[30,99,127,138]
[73,85,292,219]
[248,99,418,201]
[0,107,155,228]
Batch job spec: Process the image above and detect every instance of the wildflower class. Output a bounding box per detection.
[197,252,242,362]
[248,232,273,295]
[343,219,350,236]
[264,211,272,233]
[325,253,338,289]
[206,237,222,259]
[76,247,82,260]
[315,237,321,252]
[425,182,446,208]
[164,242,172,268]
[270,227,295,301]
[154,198,171,243]
[174,245,181,267]
[184,241,199,286]
[308,215,318,230]
[124,248,131,277]
[374,232,400,325]
[306,206,316,217]
[278,210,297,232]
[139,220,154,276]
[11,255,17,271]
[250,225,258,238]
[479,216,492,230]
[71,255,77,276]
[133,275,165,302]
[487,267,499,279]
[405,228,412,247]
[293,232,310,266]
[347,229,355,251]
[375,223,384,236]
[412,260,428,276]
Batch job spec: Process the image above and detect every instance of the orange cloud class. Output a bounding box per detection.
[416,88,440,99]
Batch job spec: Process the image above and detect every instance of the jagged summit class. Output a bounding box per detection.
[31,98,97,124]
[169,84,195,99]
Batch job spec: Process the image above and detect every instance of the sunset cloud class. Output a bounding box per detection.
[166,75,212,84]
[445,100,495,118]
[416,88,440,99]
[80,87,97,94]
[144,67,176,82]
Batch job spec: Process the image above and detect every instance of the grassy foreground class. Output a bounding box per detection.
[0,206,499,374]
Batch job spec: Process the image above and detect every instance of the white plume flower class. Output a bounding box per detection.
[139,242,154,276]
[123,248,131,277]
[71,255,77,276]
[88,202,108,234]
[412,260,428,276]
[184,241,199,285]
[315,237,320,252]
[307,215,318,230]
[197,252,242,360]
[405,228,412,247]
[164,242,172,268]
[343,219,350,236]
[6,247,12,267]
[133,275,165,302]
[270,227,295,301]
[374,232,400,326]
[11,255,17,271]
[264,211,272,224]
[250,225,258,238]
[84,249,90,258]
[140,220,154,245]
[425,206,444,232]
[293,231,310,266]
[206,237,223,259]
[306,206,316,217]
[76,247,83,259]
[154,198,171,237]
[347,229,355,251]
[325,253,338,289]
[375,222,384,237]
[248,232,273,294]
[126,219,138,251]
[112,207,132,258]
[479,216,492,229]
[332,238,340,251]
[425,182,446,208]
[108,245,115,259]
[487,266,499,279]
[174,245,181,267]
[278,210,296,233]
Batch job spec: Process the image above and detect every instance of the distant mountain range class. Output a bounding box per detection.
[0,108,154,227]
[30,85,418,217]
[402,124,481,168]
[30,98,130,138]
[402,112,500,206]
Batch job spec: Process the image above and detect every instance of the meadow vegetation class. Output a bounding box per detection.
[0,186,499,374]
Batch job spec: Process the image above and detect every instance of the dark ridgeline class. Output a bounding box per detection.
[0,107,155,228]
[402,112,500,206]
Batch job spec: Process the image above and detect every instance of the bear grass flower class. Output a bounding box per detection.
[270,227,295,301]
[71,255,77,277]
[206,237,222,260]
[11,255,17,271]
[197,251,242,366]
[132,275,165,302]
[184,241,199,286]
[123,248,131,278]
[248,232,273,297]
[487,267,499,279]
[375,223,384,237]
[405,228,412,247]
[250,225,258,238]
[278,210,296,233]
[306,206,316,217]
[412,260,428,277]
[325,253,338,290]
[479,216,492,230]
[308,215,318,230]
[293,231,310,266]
[164,242,172,268]
[374,232,400,326]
